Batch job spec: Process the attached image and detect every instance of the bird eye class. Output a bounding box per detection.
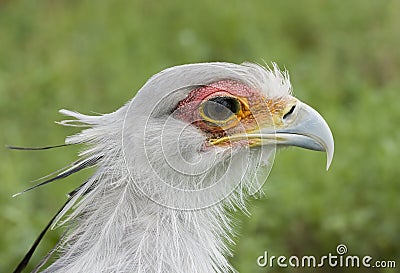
[200,97,241,124]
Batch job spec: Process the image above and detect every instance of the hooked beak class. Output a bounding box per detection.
[272,101,334,170]
[209,100,334,170]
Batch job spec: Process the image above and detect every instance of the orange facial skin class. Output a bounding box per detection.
[173,80,293,142]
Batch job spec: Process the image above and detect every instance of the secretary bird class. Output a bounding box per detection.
[12,62,334,273]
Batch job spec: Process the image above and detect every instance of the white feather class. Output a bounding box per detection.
[40,62,291,273]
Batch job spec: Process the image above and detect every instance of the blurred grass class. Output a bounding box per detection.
[1,0,399,272]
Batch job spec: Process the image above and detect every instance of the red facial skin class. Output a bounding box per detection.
[173,79,277,141]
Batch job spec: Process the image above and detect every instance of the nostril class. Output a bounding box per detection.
[283,105,296,120]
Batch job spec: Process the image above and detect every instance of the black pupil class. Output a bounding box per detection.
[203,97,240,121]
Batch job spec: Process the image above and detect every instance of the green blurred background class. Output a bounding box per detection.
[1,0,399,272]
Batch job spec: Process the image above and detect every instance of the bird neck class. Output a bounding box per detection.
[44,177,236,273]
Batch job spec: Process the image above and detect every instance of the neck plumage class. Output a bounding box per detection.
[37,109,265,273]
[42,174,236,273]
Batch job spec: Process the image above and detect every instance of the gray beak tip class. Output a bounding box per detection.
[326,147,334,170]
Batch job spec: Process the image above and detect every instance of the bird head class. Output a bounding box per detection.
[113,62,334,210]
[11,62,334,273]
